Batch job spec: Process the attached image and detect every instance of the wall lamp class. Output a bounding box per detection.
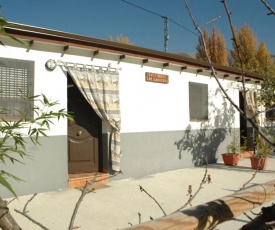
[45,59,57,71]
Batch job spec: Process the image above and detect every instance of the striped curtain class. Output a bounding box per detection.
[245,89,258,122]
[68,65,121,172]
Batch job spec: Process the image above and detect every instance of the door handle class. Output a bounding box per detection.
[76,130,82,136]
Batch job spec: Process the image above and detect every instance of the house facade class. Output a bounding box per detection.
[0,23,262,198]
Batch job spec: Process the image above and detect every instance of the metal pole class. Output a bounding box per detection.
[163,17,169,52]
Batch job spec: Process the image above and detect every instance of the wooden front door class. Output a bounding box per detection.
[67,74,101,174]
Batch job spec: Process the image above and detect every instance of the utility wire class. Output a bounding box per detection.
[169,18,198,36]
[120,0,230,53]
[121,0,164,18]
[120,0,198,37]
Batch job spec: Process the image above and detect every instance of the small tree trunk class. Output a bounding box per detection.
[0,197,21,230]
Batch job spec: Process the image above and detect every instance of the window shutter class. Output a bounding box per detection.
[0,58,34,120]
[189,82,208,121]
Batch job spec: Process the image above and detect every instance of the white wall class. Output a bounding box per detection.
[118,61,241,133]
[0,38,246,136]
[0,41,68,136]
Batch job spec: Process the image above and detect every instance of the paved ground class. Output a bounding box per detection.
[6,155,275,230]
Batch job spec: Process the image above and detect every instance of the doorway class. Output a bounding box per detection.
[67,74,101,174]
[239,91,254,150]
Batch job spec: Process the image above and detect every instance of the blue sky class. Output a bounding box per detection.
[1,0,275,54]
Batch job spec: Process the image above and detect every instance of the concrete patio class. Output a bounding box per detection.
[5,154,275,230]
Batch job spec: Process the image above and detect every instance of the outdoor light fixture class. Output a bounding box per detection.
[45,59,57,71]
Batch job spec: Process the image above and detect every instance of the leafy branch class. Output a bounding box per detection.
[0,91,72,197]
[0,14,26,45]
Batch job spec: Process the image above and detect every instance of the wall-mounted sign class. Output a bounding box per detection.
[145,72,169,84]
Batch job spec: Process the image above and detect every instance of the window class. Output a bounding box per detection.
[0,58,34,120]
[189,82,208,121]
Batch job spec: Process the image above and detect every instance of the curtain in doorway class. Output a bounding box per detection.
[245,89,258,122]
[68,65,121,172]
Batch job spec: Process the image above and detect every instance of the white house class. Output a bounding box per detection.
[0,23,262,198]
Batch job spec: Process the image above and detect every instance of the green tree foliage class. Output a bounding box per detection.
[196,27,228,66]
[108,34,134,45]
[0,14,26,45]
[0,12,72,197]
[0,91,72,197]
[0,11,72,229]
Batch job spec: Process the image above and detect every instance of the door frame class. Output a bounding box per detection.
[239,91,255,150]
[67,73,103,173]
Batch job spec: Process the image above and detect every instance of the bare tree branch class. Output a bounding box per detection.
[68,174,98,230]
[222,0,275,147]
[22,193,37,214]
[176,159,209,211]
[14,194,49,230]
[6,198,16,206]
[240,170,259,191]
[240,158,267,191]
[261,0,275,15]
[139,185,167,216]
[221,0,248,115]
[69,171,122,230]
[185,0,275,148]
[243,212,254,221]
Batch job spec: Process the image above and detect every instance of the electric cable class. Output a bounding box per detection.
[120,0,230,53]
[120,0,198,37]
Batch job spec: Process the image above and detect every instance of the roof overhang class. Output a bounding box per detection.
[1,22,263,83]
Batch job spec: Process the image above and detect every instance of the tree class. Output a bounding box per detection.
[230,24,259,72]
[0,14,72,229]
[216,30,228,66]
[256,42,275,75]
[0,92,72,229]
[209,27,217,63]
[183,0,275,228]
[255,42,275,109]
[231,24,275,76]
[108,35,114,42]
[196,28,210,61]
[230,24,275,111]
[108,33,134,45]
[196,27,228,66]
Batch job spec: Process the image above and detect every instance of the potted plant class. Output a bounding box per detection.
[222,134,247,166]
[250,135,273,170]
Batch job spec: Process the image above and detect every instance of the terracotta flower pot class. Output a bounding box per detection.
[222,153,241,166]
[250,156,268,170]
